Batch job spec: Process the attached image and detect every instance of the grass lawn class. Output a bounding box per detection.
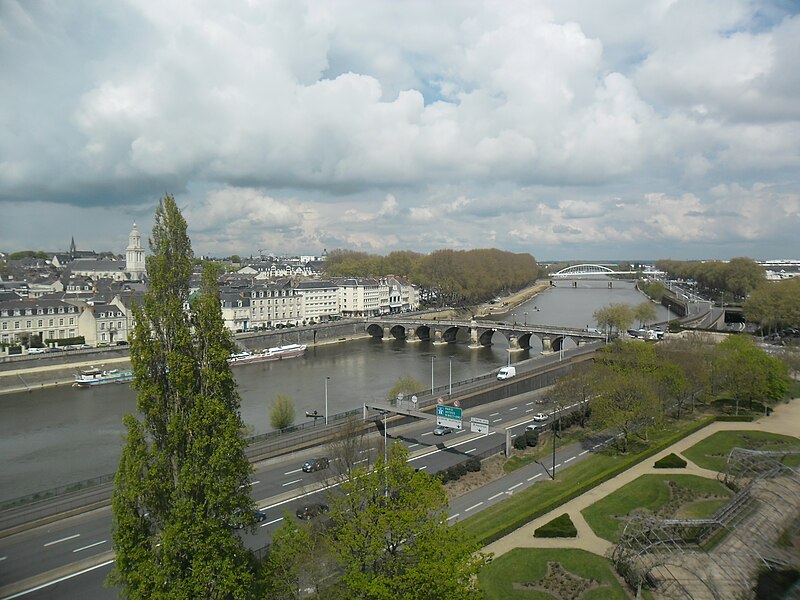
[463,416,716,546]
[683,430,800,472]
[581,474,733,542]
[478,547,631,600]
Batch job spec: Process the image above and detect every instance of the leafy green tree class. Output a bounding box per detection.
[328,443,487,599]
[261,513,333,599]
[109,195,255,599]
[634,301,657,328]
[591,370,661,452]
[714,335,791,413]
[387,375,425,403]
[270,393,296,429]
[593,303,634,336]
[327,416,376,481]
[655,332,714,412]
[546,362,595,427]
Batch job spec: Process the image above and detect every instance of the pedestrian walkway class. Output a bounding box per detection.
[483,399,800,559]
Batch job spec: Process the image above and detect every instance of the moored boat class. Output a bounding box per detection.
[73,367,135,387]
[227,343,307,365]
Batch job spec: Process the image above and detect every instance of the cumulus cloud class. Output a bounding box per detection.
[1,0,799,259]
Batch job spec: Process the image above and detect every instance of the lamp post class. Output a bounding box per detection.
[449,357,452,396]
[324,376,330,425]
[431,356,435,392]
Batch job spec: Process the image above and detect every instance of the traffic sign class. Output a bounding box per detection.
[435,405,463,429]
[470,417,489,435]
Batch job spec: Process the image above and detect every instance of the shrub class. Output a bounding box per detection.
[534,513,577,538]
[455,463,468,478]
[654,453,687,468]
[465,457,481,472]
[716,415,754,422]
[446,465,460,481]
[513,435,528,450]
[525,431,539,447]
[436,470,450,483]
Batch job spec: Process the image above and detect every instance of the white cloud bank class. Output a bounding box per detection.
[0,0,798,259]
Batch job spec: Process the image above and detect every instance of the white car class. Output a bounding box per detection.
[532,413,549,422]
[27,347,47,354]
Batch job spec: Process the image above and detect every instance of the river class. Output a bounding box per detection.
[0,279,672,502]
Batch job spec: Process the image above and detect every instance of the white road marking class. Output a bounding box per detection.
[421,432,433,436]
[263,517,284,527]
[508,482,523,491]
[525,408,534,413]
[44,534,80,547]
[284,468,302,475]
[456,429,466,434]
[408,443,420,448]
[489,412,500,416]
[250,480,260,485]
[564,457,575,463]
[0,556,6,561]
[465,448,477,453]
[509,406,518,411]
[359,449,371,454]
[525,402,534,406]
[448,514,460,521]
[282,479,302,487]
[3,559,116,599]
[488,492,504,501]
[354,458,369,464]
[492,418,502,423]
[555,463,562,468]
[465,502,484,512]
[416,465,427,470]
[579,450,589,456]
[593,444,602,449]
[527,473,542,482]
[73,540,106,553]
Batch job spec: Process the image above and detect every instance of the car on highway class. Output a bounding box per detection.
[532,413,549,422]
[433,425,453,436]
[526,423,547,433]
[229,508,267,529]
[296,502,329,520]
[302,457,330,473]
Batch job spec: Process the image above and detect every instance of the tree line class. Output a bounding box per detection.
[548,334,791,453]
[656,258,764,302]
[324,248,540,306]
[743,277,800,336]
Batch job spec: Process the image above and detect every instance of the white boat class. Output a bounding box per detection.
[73,367,134,387]
[227,343,307,365]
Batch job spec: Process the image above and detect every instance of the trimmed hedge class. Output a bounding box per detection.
[437,456,482,483]
[716,415,754,422]
[534,513,577,538]
[471,415,718,547]
[654,453,687,468]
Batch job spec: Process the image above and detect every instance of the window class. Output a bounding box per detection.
[1,323,6,330]
[38,320,43,327]
[26,320,32,328]
[59,318,64,326]
[69,318,74,325]
[48,319,53,327]
[101,333,106,341]
[118,321,122,329]
[14,321,20,329]
[101,323,105,330]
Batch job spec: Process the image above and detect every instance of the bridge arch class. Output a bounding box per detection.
[552,264,615,277]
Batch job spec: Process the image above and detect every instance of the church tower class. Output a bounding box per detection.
[125,223,146,279]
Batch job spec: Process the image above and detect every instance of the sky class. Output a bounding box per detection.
[1,0,799,262]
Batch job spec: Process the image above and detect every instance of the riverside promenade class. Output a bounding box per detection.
[483,398,800,559]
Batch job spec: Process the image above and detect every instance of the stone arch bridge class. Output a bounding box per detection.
[364,318,605,352]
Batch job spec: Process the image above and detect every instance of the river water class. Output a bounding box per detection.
[0,279,672,502]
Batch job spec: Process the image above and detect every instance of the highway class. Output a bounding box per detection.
[1,385,608,599]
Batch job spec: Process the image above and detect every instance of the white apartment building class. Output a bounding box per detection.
[294,280,340,322]
[335,278,381,317]
[0,298,80,345]
[72,295,132,345]
[247,281,304,330]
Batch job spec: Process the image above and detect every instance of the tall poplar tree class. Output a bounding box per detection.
[109,195,256,599]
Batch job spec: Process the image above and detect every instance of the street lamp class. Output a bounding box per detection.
[324,376,330,425]
[431,356,435,392]
[449,357,452,396]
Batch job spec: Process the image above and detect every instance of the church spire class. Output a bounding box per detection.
[70,236,76,258]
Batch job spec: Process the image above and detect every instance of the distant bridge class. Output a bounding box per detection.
[551,264,664,278]
[364,318,605,352]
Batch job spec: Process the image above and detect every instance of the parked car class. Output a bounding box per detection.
[532,413,549,422]
[302,457,330,473]
[26,347,47,354]
[433,426,453,436]
[526,423,547,432]
[296,502,329,520]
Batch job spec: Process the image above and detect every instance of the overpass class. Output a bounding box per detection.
[551,264,664,278]
[364,317,605,352]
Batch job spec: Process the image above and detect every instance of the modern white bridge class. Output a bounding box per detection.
[550,264,664,278]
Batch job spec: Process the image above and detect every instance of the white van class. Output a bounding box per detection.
[497,366,516,380]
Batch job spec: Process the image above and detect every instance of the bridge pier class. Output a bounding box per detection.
[507,335,523,352]
[432,329,446,345]
[541,336,552,352]
[405,327,420,343]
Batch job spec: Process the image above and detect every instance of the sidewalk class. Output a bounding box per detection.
[483,399,800,559]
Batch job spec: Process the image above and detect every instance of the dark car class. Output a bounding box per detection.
[302,457,330,473]
[230,508,267,529]
[296,502,329,520]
